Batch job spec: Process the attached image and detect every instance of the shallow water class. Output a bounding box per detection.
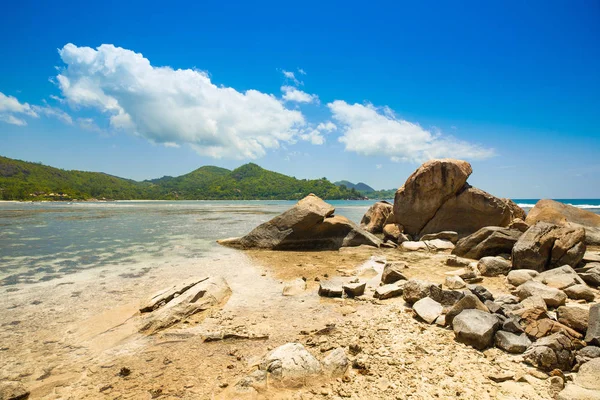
[0,200,374,285]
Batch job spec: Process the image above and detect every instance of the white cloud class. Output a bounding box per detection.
[0,92,38,125]
[282,70,302,85]
[299,121,337,145]
[376,164,383,169]
[298,68,306,75]
[32,104,73,125]
[56,44,307,159]
[281,86,319,104]
[329,101,494,163]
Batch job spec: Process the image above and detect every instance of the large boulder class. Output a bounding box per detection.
[452,227,522,259]
[512,222,586,272]
[419,185,514,236]
[526,199,600,245]
[258,343,321,385]
[218,194,381,250]
[393,159,472,236]
[360,201,393,234]
[140,277,231,334]
[452,309,501,350]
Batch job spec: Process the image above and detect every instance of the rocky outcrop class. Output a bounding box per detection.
[452,227,522,259]
[392,159,523,238]
[140,276,231,334]
[360,201,392,234]
[218,194,381,250]
[526,199,600,245]
[512,222,586,271]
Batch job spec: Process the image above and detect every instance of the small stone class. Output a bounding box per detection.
[318,281,343,298]
[478,256,512,277]
[282,278,307,296]
[585,304,600,345]
[453,309,501,350]
[402,279,437,304]
[445,275,466,289]
[557,305,589,333]
[563,284,595,302]
[446,294,489,326]
[507,269,539,286]
[413,297,443,324]
[467,285,495,303]
[494,331,531,354]
[322,348,349,377]
[381,262,407,284]
[488,371,514,383]
[342,282,366,297]
[374,283,404,300]
[516,281,567,308]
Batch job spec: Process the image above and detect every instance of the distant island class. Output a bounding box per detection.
[0,155,393,201]
[334,180,396,200]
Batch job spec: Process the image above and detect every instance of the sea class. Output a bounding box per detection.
[1,199,599,286]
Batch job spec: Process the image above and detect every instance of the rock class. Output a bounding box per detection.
[382,224,408,244]
[526,199,600,245]
[535,265,586,289]
[502,316,525,334]
[576,346,600,366]
[488,371,515,383]
[445,275,467,289]
[381,262,407,284]
[139,277,231,334]
[322,348,349,377]
[419,185,514,237]
[579,265,600,287]
[507,269,539,286]
[512,222,586,272]
[318,281,343,298]
[429,285,464,306]
[586,304,600,345]
[564,285,595,302]
[446,255,473,268]
[516,281,567,308]
[424,239,455,251]
[258,343,321,384]
[452,227,522,259]
[282,278,307,296]
[519,306,583,340]
[374,283,404,300]
[392,159,472,236]
[478,256,512,277]
[509,218,530,233]
[485,300,503,314]
[218,194,381,250]
[573,358,600,390]
[557,384,600,400]
[360,201,393,234]
[504,198,527,221]
[452,309,501,349]
[557,305,590,333]
[446,294,489,326]
[523,333,576,371]
[435,315,447,326]
[518,295,548,312]
[400,241,428,251]
[413,297,443,324]
[467,285,494,303]
[420,231,459,244]
[342,282,366,298]
[0,382,29,400]
[402,279,438,304]
[584,252,600,263]
[495,331,532,353]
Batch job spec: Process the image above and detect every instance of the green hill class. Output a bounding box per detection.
[0,156,364,201]
[334,180,396,199]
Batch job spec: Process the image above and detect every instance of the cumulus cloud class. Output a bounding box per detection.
[56,44,307,159]
[299,121,337,145]
[282,70,302,85]
[329,101,494,162]
[281,86,319,104]
[0,92,38,126]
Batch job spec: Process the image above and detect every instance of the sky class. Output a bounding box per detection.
[1,0,599,198]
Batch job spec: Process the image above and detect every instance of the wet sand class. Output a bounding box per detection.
[2,242,579,399]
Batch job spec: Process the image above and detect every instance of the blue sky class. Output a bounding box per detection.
[1,0,599,198]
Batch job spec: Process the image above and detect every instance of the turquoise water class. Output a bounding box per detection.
[1,199,598,286]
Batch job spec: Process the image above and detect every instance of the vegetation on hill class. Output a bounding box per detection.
[334,180,396,200]
[0,156,364,201]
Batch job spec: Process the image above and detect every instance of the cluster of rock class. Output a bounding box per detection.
[218,194,381,250]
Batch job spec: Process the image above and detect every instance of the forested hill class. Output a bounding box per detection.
[0,156,364,201]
